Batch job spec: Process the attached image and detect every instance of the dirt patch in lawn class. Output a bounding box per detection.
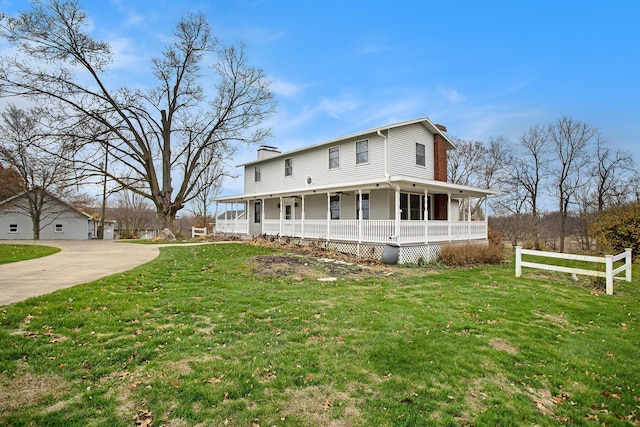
[283,385,361,426]
[489,338,519,355]
[0,362,72,414]
[251,253,382,280]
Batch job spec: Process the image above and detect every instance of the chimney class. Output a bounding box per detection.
[433,124,447,182]
[257,145,281,160]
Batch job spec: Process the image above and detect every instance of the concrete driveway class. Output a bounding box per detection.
[0,240,160,306]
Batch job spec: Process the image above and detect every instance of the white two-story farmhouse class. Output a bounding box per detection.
[215,117,496,263]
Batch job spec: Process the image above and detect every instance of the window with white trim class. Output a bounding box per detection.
[284,157,293,177]
[9,224,18,233]
[356,140,369,164]
[255,165,261,182]
[55,224,63,232]
[356,193,370,220]
[254,201,261,224]
[416,143,426,166]
[330,195,340,220]
[329,146,340,169]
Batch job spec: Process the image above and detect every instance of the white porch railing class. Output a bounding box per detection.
[216,219,249,234]
[225,218,486,244]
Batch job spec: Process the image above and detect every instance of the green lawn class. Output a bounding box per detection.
[0,244,60,265]
[0,243,638,426]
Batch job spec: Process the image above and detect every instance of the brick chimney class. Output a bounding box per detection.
[433,124,447,182]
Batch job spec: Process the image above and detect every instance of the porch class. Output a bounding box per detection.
[216,218,487,245]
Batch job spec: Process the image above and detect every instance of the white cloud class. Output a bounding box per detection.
[437,85,465,104]
[270,79,305,98]
[317,96,359,119]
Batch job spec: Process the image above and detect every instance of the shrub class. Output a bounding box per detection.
[438,242,506,266]
[589,202,640,255]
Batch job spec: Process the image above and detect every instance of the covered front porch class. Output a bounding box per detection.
[215,177,493,245]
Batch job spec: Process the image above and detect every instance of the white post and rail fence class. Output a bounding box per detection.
[191,227,207,238]
[515,246,633,295]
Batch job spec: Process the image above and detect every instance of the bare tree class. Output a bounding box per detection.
[0,163,23,201]
[108,188,156,239]
[190,148,226,230]
[504,124,550,249]
[548,117,597,252]
[591,135,634,212]
[448,136,510,217]
[0,104,76,239]
[0,1,275,230]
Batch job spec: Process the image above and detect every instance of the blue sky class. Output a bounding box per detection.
[2,0,639,196]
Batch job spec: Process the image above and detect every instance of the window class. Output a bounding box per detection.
[255,165,261,182]
[356,193,370,220]
[9,224,18,233]
[329,146,340,169]
[284,157,293,177]
[330,195,340,220]
[410,194,421,220]
[285,205,292,220]
[400,193,425,220]
[254,201,261,224]
[55,224,63,232]
[356,140,368,164]
[400,193,408,220]
[416,143,426,166]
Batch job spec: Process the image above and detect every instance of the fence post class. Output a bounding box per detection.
[625,248,633,282]
[515,246,522,278]
[605,255,614,295]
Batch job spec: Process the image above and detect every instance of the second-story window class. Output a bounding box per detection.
[284,157,293,177]
[416,143,426,167]
[356,140,369,164]
[255,165,261,182]
[329,146,340,169]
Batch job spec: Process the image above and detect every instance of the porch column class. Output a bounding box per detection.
[261,198,265,227]
[224,203,228,232]
[467,196,471,240]
[279,196,283,236]
[484,196,488,238]
[424,189,429,244]
[394,187,400,243]
[447,193,452,242]
[358,189,362,243]
[234,202,238,233]
[245,201,249,234]
[326,192,331,241]
[301,195,305,239]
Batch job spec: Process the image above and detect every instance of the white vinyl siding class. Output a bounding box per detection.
[388,124,434,179]
[303,195,326,219]
[243,134,385,194]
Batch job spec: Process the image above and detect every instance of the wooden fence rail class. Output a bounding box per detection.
[515,246,633,295]
[191,227,207,238]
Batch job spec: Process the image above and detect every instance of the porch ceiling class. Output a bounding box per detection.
[214,175,497,203]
